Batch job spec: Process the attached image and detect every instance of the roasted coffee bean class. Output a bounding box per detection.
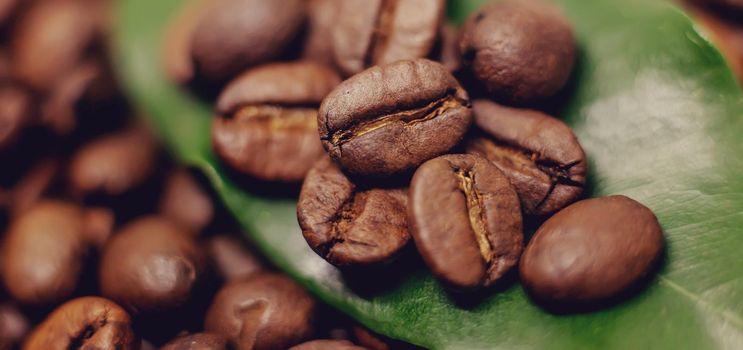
[191,0,306,83]
[69,126,157,196]
[465,100,587,217]
[40,61,106,136]
[23,297,136,350]
[409,154,523,290]
[459,0,576,104]
[161,332,227,350]
[11,0,102,91]
[319,59,471,177]
[213,61,340,182]
[520,195,664,305]
[290,339,367,350]
[1,200,111,304]
[0,86,32,151]
[159,168,214,234]
[0,303,29,350]
[205,273,316,350]
[297,157,410,266]
[99,216,205,313]
[208,235,265,282]
[332,0,445,76]
[302,0,340,67]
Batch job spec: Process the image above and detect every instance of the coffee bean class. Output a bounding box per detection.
[6,158,59,216]
[23,297,136,350]
[11,0,103,91]
[465,100,587,216]
[69,126,157,196]
[520,196,664,305]
[99,216,205,313]
[1,200,108,304]
[161,0,215,84]
[0,86,32,151]
[161,332,227,350]
[298,157,410,266]
[290,339,367,350]
[332,0,445,76]
[207,235,265,282]
[459,0,576,104]
[159,168,214,234]
[191,0,307,83]
[409,154,523,290]
[302,0,341,67]
[40,61,105,136]
[213,61,340,182]
[0,303,29,350]
[319,59,472,177]
[205,273,316,350]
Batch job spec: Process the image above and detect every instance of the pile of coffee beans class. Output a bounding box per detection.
[1,0,412,349]
[179,0,665,312]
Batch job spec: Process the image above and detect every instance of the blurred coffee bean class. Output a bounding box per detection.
[0,303,29,350]
[212,61,340,182]
[332,0,445,76]
[191,0,306,84]
[302,0,340,67]
[460,0,576,104]
[465,100,587,217]
[205,273,316,350]
[40,61,103,136]
[159,168,213,234]
[352,327,389,350]
[161,332,227,350]
[298,157,410,266]
[0,85,32,151]
[23,296,136,350]
[11,0,102,91]
[435,23,462,73]
[69,126,157,197]
[100,216,205,313]
[161,0,215,84]
[1,200,109,305]
[290,339,367,350]
[208,235,265,282]
[6,158,60,216]
[319,59,471,177]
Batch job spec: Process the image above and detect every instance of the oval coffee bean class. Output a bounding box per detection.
[297,157,410,266]
[161,332,227,350]
[409,154,523,290]
[159,168,214,234]
[99,216,205,313]
[459,0,576,104]
[290,339,367,350]
[23,297,136,350]
[520,196,664,305]
[466,100,587,216]
[319,59,472,177]
[213,61,340,182]
[0,86,32,151]
[1,200,106,304]
[205,273,316,350]
[69,126,157,196]
[208,235,265,282]
[332,0,445,76]
[0,303,29,350]
[191,0,306,83]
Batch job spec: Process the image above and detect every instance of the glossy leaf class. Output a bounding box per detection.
[112,0,743,348]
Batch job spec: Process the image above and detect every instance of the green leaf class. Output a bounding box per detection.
[112,0,743,348]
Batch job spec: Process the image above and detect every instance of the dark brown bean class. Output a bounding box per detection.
[319,59,471,177]
[409,154,523,290]
[159,168,214,234]
[297,157,410,266]
[99,216,205,313]
[11,0,102,91]
[0,86,32,151]
[23,297,136,350]
[204,273,316,350]
[69,126,157,196]
[1,200,108,304]
[459,0,576,104]
[207,235,265,282]
[161,332,227,350]
[520,195,664,305]
[302,0,340,67]
[465,100,587,216]
[0,303,29,350]
[191,0,306,83]
[332,0,445,76]
[213,61,340,182]
[290,339,367,350]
